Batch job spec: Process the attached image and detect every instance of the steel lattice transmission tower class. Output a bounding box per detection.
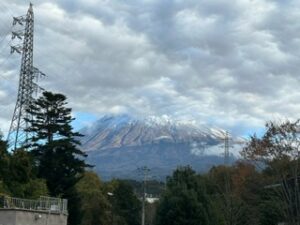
[7,3,44,149]
[223,131,230,165]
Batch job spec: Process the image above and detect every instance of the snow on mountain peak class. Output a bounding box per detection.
[80,114,247,180]
[80,114,245,152]
[144,115,198,127]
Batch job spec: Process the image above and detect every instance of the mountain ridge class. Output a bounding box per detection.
[80,114,230,151]
[80,114,245,180]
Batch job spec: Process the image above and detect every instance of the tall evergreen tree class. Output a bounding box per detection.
[25,91,90,196]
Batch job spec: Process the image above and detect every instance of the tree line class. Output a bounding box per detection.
[155,120,300,225]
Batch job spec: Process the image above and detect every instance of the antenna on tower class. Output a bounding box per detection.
[7,3,45,150]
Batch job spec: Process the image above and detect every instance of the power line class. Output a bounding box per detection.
[0,43,18,81]
[0,2,15,18]
[0,2,15,35]
[0,25,12,46]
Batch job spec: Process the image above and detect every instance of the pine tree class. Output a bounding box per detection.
[25,91,90,196]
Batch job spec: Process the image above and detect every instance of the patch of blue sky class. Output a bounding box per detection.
[72,112,99,131]
[238,126,266,139]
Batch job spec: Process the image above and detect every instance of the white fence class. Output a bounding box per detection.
[0,196,68,214]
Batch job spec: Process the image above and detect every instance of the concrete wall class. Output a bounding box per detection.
[0,209,67,225]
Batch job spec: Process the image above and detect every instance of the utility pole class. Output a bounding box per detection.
[7,3,44,149]
[107,192,114,225]
[138,166,150,225]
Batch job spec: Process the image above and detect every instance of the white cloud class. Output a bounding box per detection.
[0,0,300,137]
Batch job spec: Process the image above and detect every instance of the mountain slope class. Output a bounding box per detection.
[80,114,245,180]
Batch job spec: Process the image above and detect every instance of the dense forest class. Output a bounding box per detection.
[1,91,300,225]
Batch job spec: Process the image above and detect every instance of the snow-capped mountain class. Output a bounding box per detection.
[80,114,246,180]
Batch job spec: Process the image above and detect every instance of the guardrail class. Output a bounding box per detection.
[0,196,68,215]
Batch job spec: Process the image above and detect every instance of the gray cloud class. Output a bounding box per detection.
[0,0,300,136]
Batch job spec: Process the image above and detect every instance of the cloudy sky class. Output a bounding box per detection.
[0,0,300,137]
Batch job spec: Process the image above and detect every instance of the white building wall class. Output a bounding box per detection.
[0,209,67,225]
